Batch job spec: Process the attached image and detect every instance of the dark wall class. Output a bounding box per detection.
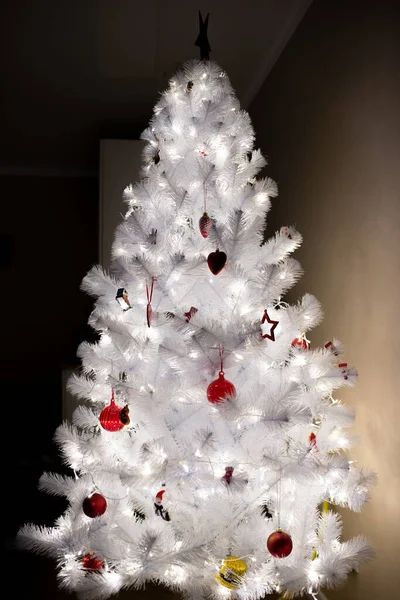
[1,174,98,593]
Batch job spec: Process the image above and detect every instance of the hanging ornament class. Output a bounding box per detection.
[149,228,157,245]
[199,213,212,238]
[154,486,171,521]
[267,471,292,557]
[81,552,104,571]
[207,248,227,275]
[325,340,340,356]
[216,555,247,589]
[184,306,198,322]
[99,390,128,432]
[291,334,310,350]
[146,276,156,328]
[339,362,349,380]
[267,529,293,558]
[186,80,194,92]
[207,346,236,404]
[82,492,107,518]
[115,288,131,311]
[221,466,234,485]
[260,309,279,341]
[119,404,130,426]
[261,503,273,519]
[280,226,293,239]
[309,431,318,451]
[207,371,236,404]
[199,182,212,238]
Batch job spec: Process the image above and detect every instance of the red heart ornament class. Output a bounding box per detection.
[207,249,227,275]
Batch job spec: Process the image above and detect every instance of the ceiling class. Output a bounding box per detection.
[0,0,313,174]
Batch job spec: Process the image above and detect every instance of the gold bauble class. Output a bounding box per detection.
[216,555,247,589]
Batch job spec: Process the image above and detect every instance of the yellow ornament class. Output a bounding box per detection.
[216,555,247,589]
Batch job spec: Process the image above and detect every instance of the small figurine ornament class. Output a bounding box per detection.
[184,307,198,322]
[149,228,157,245]
[154,487,171,521]
[309,432,318,451]
[119,405,130,426]
[280,226,292,239]
[216,555,247,589]
[222,466,234,484]
[116,288,131,311]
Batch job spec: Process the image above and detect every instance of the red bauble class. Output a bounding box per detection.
[81,553,104,571]
[199,212,212,238]
[100,392,125,432]
[291,336,310,350]
[267,530,293,558]
[207,371,236,404]
[207,249,227,275]
[82,493,107,518]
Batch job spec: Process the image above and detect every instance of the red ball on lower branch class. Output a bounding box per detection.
[267,529,293,558]
[207,371,236,404]
[82,493,107,518]
[81,553,104,571]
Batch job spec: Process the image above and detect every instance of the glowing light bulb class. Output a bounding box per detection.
[143,462,152,475]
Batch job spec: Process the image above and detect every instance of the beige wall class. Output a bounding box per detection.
[250,0,400,597]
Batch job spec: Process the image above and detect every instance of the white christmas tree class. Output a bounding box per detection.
[19,58,375,600]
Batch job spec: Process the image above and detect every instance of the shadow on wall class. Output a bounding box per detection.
[250,0,400,599]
